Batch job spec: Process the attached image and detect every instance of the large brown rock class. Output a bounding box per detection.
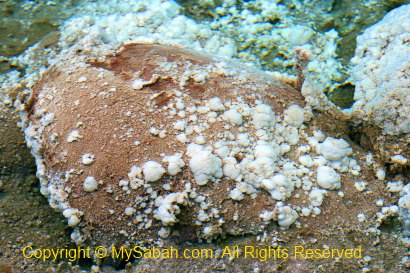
[23,43,304,245]
[21,43,407,272]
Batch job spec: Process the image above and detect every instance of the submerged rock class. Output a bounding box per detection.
[22,42,305,246]
[22,42,377,249]
[349,4,410,168]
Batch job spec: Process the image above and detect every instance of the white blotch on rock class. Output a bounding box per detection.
[316,166,341,190]
[83,176,98,192]
[162,153,185,175]
[284,105,305,127]
[316,137,352,161]
[81,153,95,165]
[143,161,166,182]
[189,150,223,186]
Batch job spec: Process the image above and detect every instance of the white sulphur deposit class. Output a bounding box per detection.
[162,153,185,175]
[309,189,325,207]
[252,104,276,129]
[223,109,243,125]
[63,208,83,227]
[316,137,352,161]
[262,174,294,201]
[67,130,82,143]
[316,166,341,190]
[154,192,187,226]
[277,205,299,229]
[188,150,223,186]
[350,4,410,136]
[81,153,95,165]
[284,105,305,127]
[143,161,166,182]
[83,176,98,192]
[254,142,280,160]
[399,184,410,237]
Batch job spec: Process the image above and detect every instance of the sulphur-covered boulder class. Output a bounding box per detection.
[21,44,396,263]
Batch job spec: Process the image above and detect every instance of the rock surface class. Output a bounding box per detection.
[24,42,306,246]
[20,43,408,273]
[349,4,410,168]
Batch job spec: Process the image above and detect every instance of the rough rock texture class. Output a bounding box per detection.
[349,4,410,168]
[23,43,305,245]
[21,43,409,271]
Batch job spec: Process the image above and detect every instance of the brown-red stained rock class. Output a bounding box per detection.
[24,43,307,247]
[23,44,404,273]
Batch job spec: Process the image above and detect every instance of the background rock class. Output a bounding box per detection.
[349,4,410,169]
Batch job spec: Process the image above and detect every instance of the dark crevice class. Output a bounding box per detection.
[328,83,355,109]
[348,125,365,149]
[111,254,137,270]
[379,215,402,233]
[0,191,7,200]
[75,250,94,270]
[386,163,410,177]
